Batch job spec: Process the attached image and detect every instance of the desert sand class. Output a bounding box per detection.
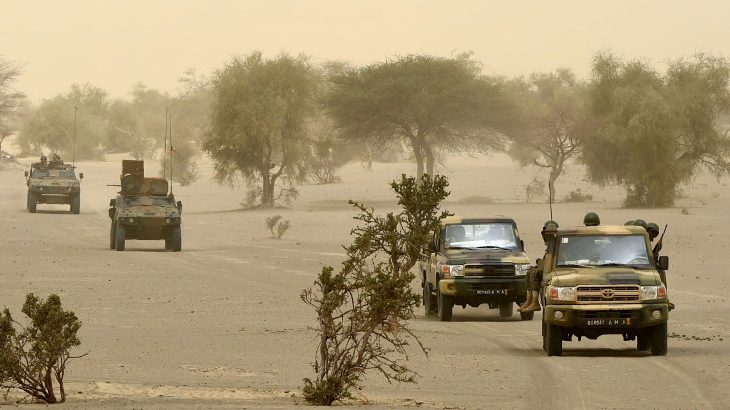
[1,150,729,408]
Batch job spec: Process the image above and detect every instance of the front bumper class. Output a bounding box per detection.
[439,277,527,301]
[544,303,668,329]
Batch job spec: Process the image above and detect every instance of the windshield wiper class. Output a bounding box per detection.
[473,245,512,251]
[558,263,596,268]
[595,263,649,269]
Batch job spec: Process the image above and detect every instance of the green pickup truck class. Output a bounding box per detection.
[540,225,670,356]
[420,216,532,321]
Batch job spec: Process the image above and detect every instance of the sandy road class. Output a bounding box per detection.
[1,157,730,408]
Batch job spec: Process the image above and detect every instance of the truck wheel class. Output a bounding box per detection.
[109,223,116,250]
[423,282,436,317]
[499,302,514,318]
[70,195,80,214]
[27,191,36,213]
[520,311,535,321]
[437,289,453,322]
[637,332,650,351]
[649,323,668,356]
[542,320,548,352]
[115,223,126,251]
[170,226,182,252]
[545,323,563,356]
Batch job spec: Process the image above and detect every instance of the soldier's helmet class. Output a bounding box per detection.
[633,219,647,229]
[624,220,634,226]
[583,212,600,226]
[541,220,559,243]
[646,222,660,239]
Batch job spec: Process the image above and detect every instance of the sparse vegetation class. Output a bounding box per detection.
[301,174,451,405]
[0,294,84,404]
[525,177,546,203]
[562,188,593,202]
[266,215,290,239]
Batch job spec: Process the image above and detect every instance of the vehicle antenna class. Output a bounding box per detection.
[169,110,173,195]
[549,187,553,222]
[163,107,168,179]
[72,105,78,167]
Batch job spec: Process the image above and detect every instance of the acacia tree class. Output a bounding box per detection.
[204,52,319,207]
[507,69,593,202]
[584,53,730,207]
[106,84,168,159]
[0,58,24,120]
[18,84,109,160]
[326,54,509,179]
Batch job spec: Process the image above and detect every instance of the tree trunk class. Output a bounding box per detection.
[408,138,425,179]
[261,172,274,207]
[424,143,435,178]
[548,164,563,204]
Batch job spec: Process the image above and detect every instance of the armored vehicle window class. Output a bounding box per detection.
[556,234,650,268]
[122,196,173,206]
[444,222,519,250]
[31,168,50,177]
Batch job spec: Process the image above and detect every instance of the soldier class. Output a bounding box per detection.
[583,212,600,226]
[646,222,660,242]
[39,155,48,167]
[519,220,559,313]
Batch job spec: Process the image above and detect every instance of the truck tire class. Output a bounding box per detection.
[499,302,514,318]
[423,282,436,317]
[520,311,535,321]
[649,323,668,356]
[545,323,563,356]
[115,223,126,251]
[109,223,116,250]
[70,195,80,214]
[437,289,453,322]
[170,225,182,252]
[27,191,36,213]
[637,332,650,351]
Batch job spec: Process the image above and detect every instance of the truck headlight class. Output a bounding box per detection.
[441,264,464,277]
[641,285,666,301]
[548,286,577,301]
[515,263,530,276]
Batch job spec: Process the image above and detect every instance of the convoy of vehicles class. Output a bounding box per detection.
[420,216,533,321]
[540,225,670,356]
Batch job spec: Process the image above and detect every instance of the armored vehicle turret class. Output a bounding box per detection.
[24,155,83,214]
[108,160,182,251]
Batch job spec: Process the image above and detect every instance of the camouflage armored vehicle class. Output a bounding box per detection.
[24,155,83,214]
[420,216,532,321]
[108,160,182,251]
[540,225,670,356]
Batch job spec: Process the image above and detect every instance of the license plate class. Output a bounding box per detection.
[475,289,508,296]
[585,318,631,326]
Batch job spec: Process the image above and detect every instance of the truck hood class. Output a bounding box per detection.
[444,248,529,265]
[550,267,661,286]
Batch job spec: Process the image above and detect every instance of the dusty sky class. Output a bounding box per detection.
[2,0,729,101]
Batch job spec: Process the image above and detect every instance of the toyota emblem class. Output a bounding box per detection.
[601,289,615,299]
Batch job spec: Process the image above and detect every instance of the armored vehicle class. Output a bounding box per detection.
[420,216,532,321]
[24,156,83,214]
[108,160,182,251]
[540,225,670,356]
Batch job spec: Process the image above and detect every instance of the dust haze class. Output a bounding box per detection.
[1,1,730,408]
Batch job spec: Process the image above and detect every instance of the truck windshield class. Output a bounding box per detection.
[445,222,518,250]
[556,235,651,268]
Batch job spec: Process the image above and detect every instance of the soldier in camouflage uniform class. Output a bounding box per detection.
[519,220,559,313]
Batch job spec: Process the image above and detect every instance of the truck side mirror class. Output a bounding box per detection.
[109,198,116,207]
[520,240,525,251]
[108,208,115,219]
[24,171,28,177]
[176,201,183,212]
[658,256,669,271]
[79,173,84,179]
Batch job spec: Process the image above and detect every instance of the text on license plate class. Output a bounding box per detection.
[476,289,508,295]
[585,318,631,326]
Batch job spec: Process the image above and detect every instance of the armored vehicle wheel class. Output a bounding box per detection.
[499,302,514,318]
[649,323,668,356]
[520,311,535,321]
[169,226,182,252]
[109,223,116,250]
[115,223,126,251]
[545,323,563,356]
[70,195,80,214]
[423,282,437,317]
[437,288,453,322]
[27,191,37,213]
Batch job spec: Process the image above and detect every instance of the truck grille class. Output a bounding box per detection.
[576,310,641,320]
[464,264,514,277]
[43,186,68,195]
[576,285,640,303]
